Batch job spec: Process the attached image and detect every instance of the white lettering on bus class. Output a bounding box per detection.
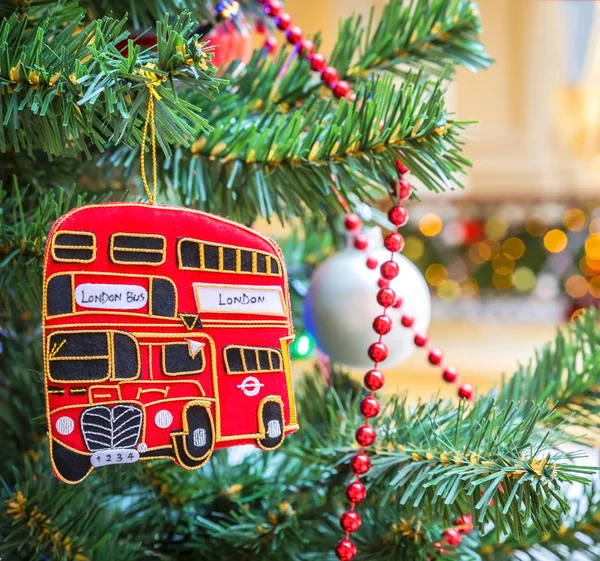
[193,283,285,315]
[75,283,148,310]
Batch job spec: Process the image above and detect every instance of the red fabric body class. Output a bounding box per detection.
[43,202,297,483]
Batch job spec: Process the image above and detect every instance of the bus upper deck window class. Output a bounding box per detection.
[110,234,166,266]
[52,231,96,263]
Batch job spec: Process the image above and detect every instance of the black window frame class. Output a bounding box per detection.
[223,345,284,374]
[51,230,96,263]
[110,233,166,266]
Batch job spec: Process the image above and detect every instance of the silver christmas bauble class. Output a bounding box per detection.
[304,230,431,369]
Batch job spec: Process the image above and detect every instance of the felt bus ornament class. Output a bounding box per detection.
[43,203,297,484]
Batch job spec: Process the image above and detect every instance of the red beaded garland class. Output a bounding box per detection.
[350,453,371,475]
[355,424,377,446]
[384,232,404,252]
[346,481,367,503]
[264,0,283,17]
[286,25,303,45]
[344,213,362,231]
[380,259,399,280]
[321,65,339,86]
[367,342,388,363]
[376,287,396,308]
[455,514,473,534]
[414,333,428,347]
[275,12,291,30]
[372,315,393,335]
[340,511,362,533]
[401,315,414,328]
[366,256,378,270]
[299,39,314,55]
[310,52,326,72]
[442,528,462,547]
[353,234,369,251]
[263,36,277,53]
[442,366,459,383]
[377,278,389,289]
[388,205,409,227]
[393,297,403,308]
[364,369,384,390]
[396,178,412,201]
[433,542,446,555]
[360,396,380,419]
[334,80,352,99]
[335,539,357,561]
[395,159,409,175]
[428,348,443,365]
[458,383,474,400]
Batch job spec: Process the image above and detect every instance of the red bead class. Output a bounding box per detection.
[455,514,473,534]
[442,528,462,547]
[398,178,412,201]
[428,348,443,365]
[360,396,380,419]
[255,19,268,34]
[350,453,371,475]
[334,80,352,99]
[433,542,446,555]
[310,52,326,72]
[264,0,283,17]
[346,481,367,503]
[286,25,303,45]
[443,366,459,383]
[414,333,428,347]
[335,539,357,561]
[380,259,399,280]
[376,288,396,308]
[400,315,414,328]
[393,298,402,308]
[366,256,378,270]
[275,12,291,30]
[263,36,277,53]
[340,511,362,533]
[299,39,314,55]
[377,278,389,289]
[344,213,362,232]
[355,424,377,446]
[388,205,409,227]
[458,383,474,400]
[321,66,339,86]
[367,342,388,363]
[353,234,368,251]
[364,369,384,391]
[395,159,409,175]
[384,232,404,252]
[373,314,392,335]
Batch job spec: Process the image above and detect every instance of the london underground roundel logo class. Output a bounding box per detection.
[237,376,264,397]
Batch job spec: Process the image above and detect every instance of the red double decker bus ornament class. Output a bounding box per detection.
[42,202,298,484]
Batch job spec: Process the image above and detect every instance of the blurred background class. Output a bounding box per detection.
[240,0,600,398]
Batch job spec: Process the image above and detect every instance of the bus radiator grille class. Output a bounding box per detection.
[81,404,143,451]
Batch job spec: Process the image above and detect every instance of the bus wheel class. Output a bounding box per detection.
[257,398,285,451]
[52,439,92,484]
[172,403,214,469]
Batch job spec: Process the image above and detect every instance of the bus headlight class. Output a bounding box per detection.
[55,416,75,436]
[155,410,173,429]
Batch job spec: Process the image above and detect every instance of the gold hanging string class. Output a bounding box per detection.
[140,69,163,204]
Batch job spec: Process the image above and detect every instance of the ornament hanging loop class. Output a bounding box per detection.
[140,72,162,204]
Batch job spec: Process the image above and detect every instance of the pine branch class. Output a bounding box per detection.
[0,11,223,158]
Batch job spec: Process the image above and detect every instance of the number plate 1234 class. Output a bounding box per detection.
[91,448,140,467]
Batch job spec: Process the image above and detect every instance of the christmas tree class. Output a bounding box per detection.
[1,1,599,560]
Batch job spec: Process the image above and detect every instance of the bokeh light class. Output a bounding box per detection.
[492,273,512,290]
[525,215,548,237]
[565,275,588,298]
[563,208,587,232]
[589,276,600,298]
[585,233,600,260]
[403,236,425,261]
[502,237,526,260]
[590,217,600,234]
[485,216,508,240]
[543,229,568,253]
[425,264,448,286]
[437,279,461,301]
[492,253,515,275]
[419,214,443,237]
[512,267,536,292]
